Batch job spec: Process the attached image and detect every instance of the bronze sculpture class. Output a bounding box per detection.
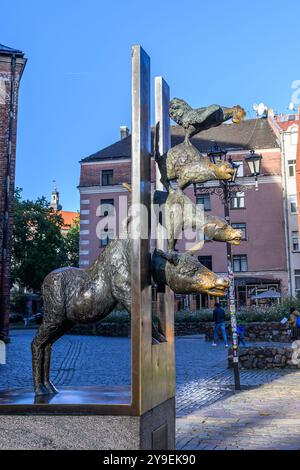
[155,99,245,191]
[32,96,245,396]
[32,237,229,395]
[155,142,235,191]
[169,98,246,144]
[154,188,243,252]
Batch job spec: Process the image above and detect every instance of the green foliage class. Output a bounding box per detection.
[175,309,213,323]
[75,299,298,325]
[63,215,80,267]
[175,298,300,323]
[12,188,79,293]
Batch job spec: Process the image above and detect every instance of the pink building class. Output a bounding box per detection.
[78,118,288,307]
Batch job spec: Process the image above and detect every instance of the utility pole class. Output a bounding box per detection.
[224,182,241,391]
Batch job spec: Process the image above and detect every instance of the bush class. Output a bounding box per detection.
[175,309,212,322]
[175,297,300,323]
[87,297,300,325]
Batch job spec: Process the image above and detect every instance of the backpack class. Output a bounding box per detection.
[297,316,300,328]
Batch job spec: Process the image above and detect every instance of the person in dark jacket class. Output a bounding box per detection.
[212,302,228,347]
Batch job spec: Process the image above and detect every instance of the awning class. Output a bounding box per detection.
[234,277,279,287]
[251,290,281,300]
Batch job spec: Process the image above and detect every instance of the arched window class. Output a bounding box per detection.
[288,125,298,145]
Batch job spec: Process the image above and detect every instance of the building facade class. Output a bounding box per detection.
[79,116,293,307]
[269,111,300,297]
[0,44,26,341]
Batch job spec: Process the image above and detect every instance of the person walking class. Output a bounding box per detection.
[212,302,228,347]
[237,324,246,346]
[289,306,300,340]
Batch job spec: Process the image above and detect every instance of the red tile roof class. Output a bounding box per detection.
[58,211,78,230]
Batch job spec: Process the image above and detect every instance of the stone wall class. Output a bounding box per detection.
[68,321,292,343]
[204,322,291,343]
[228,343,300,369]
[69,322,129,337]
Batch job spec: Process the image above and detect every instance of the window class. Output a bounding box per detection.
[100,198,114,216]
[198,256,212,270]
[233,255,248,272]
[292,231,299,251]
[100,228,114,247]
[232,223,247,240]
[101,169,114,186]
[232,161,244,177]
[290,195,297,213]
[291,129,298,146]
[196,194,211,211]
[295,270,300,298]
[231,191,245,209]
[288,160,296,177]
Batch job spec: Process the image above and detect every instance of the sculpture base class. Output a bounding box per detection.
[0,387,175,450]
[0,386,131,406]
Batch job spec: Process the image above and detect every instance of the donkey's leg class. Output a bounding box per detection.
[32,324,52,396]
[43,320,73,394]
[32,321,69,396]
[43,344,58,394]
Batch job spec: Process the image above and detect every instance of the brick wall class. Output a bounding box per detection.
[0,52,26,340]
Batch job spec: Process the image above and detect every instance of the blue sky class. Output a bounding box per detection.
[2,0,299,211]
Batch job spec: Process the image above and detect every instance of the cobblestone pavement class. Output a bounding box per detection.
[176,369,300,450]
[1,330,299,450]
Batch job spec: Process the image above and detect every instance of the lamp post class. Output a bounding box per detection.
[207,145,241,390]
[245,149,262,190]
[195,145,262,391]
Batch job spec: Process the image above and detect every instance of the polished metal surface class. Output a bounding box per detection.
[131,45,153,415]
[0,386,131,406]
[153,76,175,405]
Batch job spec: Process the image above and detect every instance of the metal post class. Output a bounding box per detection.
[224,183,241,391]
[154,76,175,336]
[131,45,152,413]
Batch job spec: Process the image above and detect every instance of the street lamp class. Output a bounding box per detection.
[207,144,227,163]
[228,157,239,184]
[245,149,262,190]
[207,146,239,182]
[195,144,263,391]
[206,144,241,391]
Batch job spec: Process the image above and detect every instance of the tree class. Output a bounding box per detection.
[12,188,66,293]
[63,215,80,267]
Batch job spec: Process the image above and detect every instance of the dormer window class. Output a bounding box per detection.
[102,169,114,186]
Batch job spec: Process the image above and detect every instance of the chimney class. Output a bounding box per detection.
[120,126,129,140]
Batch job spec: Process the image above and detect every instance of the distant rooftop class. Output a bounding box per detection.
[81,118,279,163]
[0,43,24,57]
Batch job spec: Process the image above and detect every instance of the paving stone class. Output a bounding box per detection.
[2,330,300,450]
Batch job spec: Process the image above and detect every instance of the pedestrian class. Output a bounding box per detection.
[289,306,300,340]
[237,325,246,346]
[212,302,228,347]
